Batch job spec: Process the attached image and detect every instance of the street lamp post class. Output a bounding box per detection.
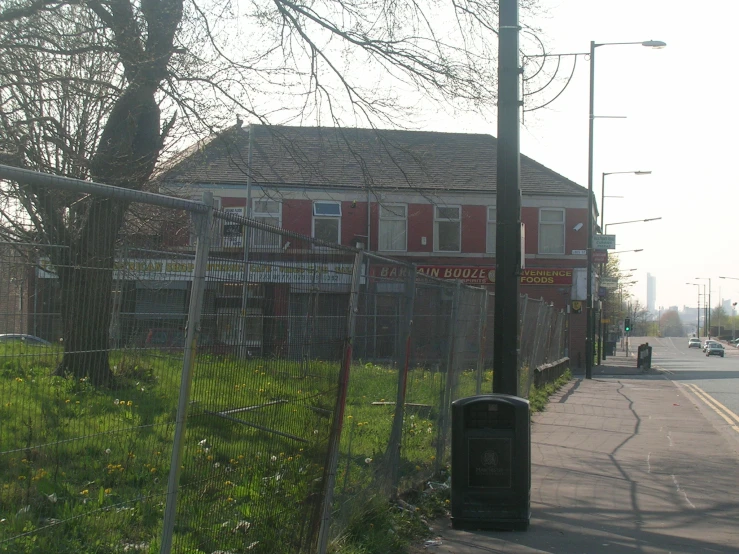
[600,171,652,231]
[585,39,666,379]
[687,283,701,338]
[696,277,711,336]
[733,302,737,341]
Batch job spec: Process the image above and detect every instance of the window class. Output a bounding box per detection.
[313,201,341,244]
[223,207,244,247]
[434,205,461,252]
[486,206,496,254]
[251,198,281,248]
[379,204,407,251]
[539,208,565,254]
[190,196,222,247]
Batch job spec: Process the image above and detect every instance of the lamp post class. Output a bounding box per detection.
[687,283,701,338]
[696,277,712,336]
[733,302,737,341]
[600,171,652,231]
[604,217,662,235]
[585,39,666,379]
[612,248,644,254]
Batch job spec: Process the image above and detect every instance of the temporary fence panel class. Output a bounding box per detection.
[0,190,210,554]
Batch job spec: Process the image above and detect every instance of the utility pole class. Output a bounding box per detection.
[493,0,521,396]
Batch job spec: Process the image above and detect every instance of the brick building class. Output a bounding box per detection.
[156,124,593,367]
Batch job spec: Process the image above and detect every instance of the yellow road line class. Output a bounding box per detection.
[683,383,739,433]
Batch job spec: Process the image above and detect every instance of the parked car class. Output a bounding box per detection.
[706,343,725,357]
[0,334,52,346]
[688,338,701,348]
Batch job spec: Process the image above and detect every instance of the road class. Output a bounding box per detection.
[637,335,739,449]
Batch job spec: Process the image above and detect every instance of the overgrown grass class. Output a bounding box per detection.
[334,369,574,554]
[0,343,488,554]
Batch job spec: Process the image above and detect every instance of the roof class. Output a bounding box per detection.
[158,124,587,197]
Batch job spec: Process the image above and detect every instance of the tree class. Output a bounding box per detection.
[659,310,684,337]
[0,1,539,384]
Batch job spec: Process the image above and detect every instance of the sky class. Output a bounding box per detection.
[416,0,739,313]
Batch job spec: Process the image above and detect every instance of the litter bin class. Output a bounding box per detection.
[637,343,652,369]
[450,395,530,531]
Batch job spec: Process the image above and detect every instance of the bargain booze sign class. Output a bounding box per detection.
[371,265,573,286]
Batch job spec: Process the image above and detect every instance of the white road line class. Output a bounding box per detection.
[647,453,651,474]
[672,474,696,509]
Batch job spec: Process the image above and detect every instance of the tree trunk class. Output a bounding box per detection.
[53,197,127,386]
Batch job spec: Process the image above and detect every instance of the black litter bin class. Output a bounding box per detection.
[450,395,530,531]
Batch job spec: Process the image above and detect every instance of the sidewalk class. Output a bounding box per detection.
[416,348,739,553]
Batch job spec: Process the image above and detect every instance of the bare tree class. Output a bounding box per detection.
[0,0,539,384]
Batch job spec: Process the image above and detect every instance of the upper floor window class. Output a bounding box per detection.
[486,206,496,254]
[223,206,245,247]
[251,198,282,248]
[539,208,565,254]
[379,204,407,251]
[313,201,341,244]
[434,205,461,252]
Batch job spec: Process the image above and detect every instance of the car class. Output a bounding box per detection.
[0,334,52,346]
[703,340,720,352]
[706,343,725,357]
[688,338,702,348]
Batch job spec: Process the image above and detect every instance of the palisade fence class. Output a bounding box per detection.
[0,167,567,554]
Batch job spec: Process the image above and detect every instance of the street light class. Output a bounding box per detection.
[687,282,701,338]
[696,277,712,336]
[585,39,666,379]
[612,248,644,254]
[604,217,662,234]
[601,171,652,230]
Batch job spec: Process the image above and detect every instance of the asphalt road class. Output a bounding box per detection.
[635,335,739,450]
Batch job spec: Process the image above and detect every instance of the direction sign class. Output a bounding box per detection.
[593,234,616,250]
[592,250,608,263]
[601,276,619,289]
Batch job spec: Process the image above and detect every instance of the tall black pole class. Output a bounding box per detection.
[585,40,596,379]
[493,0,521,396]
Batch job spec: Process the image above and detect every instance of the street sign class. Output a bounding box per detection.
[592,250,608,263]
[593,234,616,250]
[602,318,610,324]
[601,276,619,289]
[571,249,586,255]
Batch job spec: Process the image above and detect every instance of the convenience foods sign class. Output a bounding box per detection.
[373,265,573,286]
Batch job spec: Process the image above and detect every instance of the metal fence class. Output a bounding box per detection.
[0,167,567,553]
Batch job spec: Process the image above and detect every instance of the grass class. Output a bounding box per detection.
[0,343,489,554]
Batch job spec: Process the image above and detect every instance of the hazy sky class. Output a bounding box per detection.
[417,0,739,313]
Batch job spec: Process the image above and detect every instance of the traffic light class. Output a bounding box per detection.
[624,317,632,333]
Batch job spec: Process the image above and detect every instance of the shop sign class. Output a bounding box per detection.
[370,265,573,286]
[39,258,358,284]
[592,250,608,263]
[600,276,619,289]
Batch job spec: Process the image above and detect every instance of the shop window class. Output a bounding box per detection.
[434,205,461,252]
[379,204,407,251]
[539,208,565,254]
[486,206,496,254]
[251,198,282,248]
[313,201,341,244]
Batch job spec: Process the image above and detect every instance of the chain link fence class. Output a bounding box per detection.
[0,166,567,553]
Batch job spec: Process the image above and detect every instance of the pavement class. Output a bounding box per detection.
[416,346,739,553]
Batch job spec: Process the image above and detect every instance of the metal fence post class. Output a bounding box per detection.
[161,192,213,554]
[476,290,489,395]
[436,280,461,472]
[385,266,417,495]
[316,250,364,554]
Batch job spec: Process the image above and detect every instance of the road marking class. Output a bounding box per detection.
[671,474,696,509]
[683,383,739,433]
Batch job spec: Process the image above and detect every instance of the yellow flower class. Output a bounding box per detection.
[126,400,133,407]
[80,489,89,495]
[104,488,112,494]
[65,399,70,403]
[225,481,233,486]
[150,468,157,473]
[17,476,26,480]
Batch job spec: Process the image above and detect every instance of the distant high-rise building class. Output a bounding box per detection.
[647,273,657,312]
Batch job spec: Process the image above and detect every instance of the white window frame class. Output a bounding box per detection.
[378,203,408,252]
[538,208,565,255]
[312,201,342,245]
[434,205,461,253]
[190,195,222,247]
[486,206,496,254]
[251,198,282,248]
